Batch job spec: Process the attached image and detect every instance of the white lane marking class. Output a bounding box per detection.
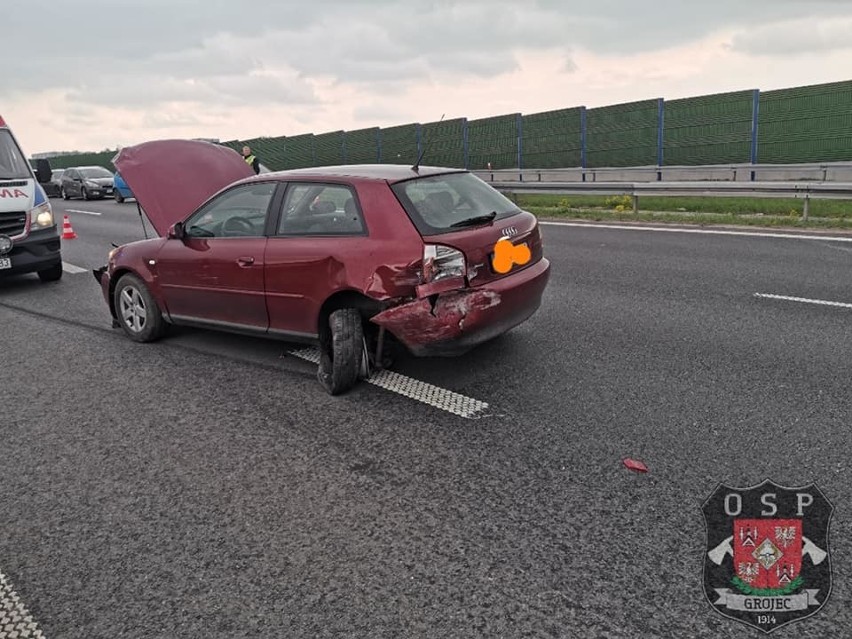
[0,571,46,638]
[61,262,87,274]
[539,221,852,242]
[288,347,491,419]
[65,209,101,216]
[754,293,852,309]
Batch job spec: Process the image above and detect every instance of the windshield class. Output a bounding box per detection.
[391,171,520,235]
[0,130,33,179]
[80,167,113,179]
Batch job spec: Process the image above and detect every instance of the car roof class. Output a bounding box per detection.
[256,164,467,183]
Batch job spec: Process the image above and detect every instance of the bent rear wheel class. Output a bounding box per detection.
[113,273,166,342]
[317,308,368,395]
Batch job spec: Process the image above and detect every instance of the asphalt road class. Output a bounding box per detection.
[2,196,852,638]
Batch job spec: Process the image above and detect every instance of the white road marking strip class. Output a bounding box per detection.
[754,293,852,309]
[61,262,87,274]
[539,221,852,242]
[288,347,491,419]
[0,571,46,638]
[65,209,101,216]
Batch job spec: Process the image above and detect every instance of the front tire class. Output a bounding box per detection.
[114,190,124,203]
[317,308,367,395]
[113,273,166,342]
[37,262,63,282]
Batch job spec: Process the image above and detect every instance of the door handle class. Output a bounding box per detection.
[237,256,255,266]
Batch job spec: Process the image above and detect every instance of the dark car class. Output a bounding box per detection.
[44,167,64,198]
[94,140,550,395]
[61,165,115,200]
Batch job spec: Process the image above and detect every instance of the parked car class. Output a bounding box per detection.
[60,165,115,200]
[47,168,64,198]
[94,139,550,395]
[28,159,62,198]
[113,171,133,202]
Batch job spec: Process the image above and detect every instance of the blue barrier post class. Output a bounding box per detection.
[517,113,523,174]
[463,118,469,169]
[580,106,587,180]
[657,98,664,181]
[750,89,760,181]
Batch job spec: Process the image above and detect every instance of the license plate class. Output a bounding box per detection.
[489,241,530,272]
[0,257,11,270]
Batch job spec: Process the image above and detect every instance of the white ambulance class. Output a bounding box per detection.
[0,115,63,281]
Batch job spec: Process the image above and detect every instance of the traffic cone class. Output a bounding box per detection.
[61,214,77,239]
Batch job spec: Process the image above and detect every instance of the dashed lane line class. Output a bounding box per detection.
[61,262,87,274]
[0,571,46,638]
[754,293,852,309]
[64,209,101,216]
[288,347,493,419]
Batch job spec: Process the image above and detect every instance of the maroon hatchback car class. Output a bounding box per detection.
[94,139,550,394]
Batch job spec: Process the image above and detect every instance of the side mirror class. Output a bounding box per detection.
[168,222,185,240]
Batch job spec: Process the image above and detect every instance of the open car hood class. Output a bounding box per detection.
[112,139,255,236]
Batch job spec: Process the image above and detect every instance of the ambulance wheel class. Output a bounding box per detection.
[37,262,63,283]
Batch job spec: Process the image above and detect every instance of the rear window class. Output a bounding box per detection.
[0,130,33,180]
[391,172,520,235]
[80,167,113,179]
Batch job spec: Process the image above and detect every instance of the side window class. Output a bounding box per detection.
[277,183,365,236]
[184,182,277,239]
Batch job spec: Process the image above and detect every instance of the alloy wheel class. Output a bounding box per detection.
[119,286,147,333]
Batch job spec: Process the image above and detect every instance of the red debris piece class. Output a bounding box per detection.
[623,458,649,473]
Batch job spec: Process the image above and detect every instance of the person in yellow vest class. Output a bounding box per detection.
[242,145,260,174]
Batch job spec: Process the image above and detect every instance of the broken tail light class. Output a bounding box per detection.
[422,244,466,284]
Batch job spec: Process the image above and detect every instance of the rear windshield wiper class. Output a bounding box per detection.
[449,211,497,228]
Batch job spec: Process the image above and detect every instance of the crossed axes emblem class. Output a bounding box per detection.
[708,535,828,566]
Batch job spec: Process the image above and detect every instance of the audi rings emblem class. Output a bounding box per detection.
[501,226,518,237]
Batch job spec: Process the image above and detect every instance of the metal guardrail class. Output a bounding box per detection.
[487,180,852,220]
[472,161,852,185]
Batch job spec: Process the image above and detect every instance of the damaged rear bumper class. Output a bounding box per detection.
[370,257,550,356]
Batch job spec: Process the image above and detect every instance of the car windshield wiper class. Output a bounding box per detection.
[449,211,497,228]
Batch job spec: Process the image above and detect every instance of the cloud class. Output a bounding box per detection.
[6,0,852,154]
[730,16,852,56]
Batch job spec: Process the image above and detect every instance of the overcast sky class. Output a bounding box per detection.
[6,0,852,155]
